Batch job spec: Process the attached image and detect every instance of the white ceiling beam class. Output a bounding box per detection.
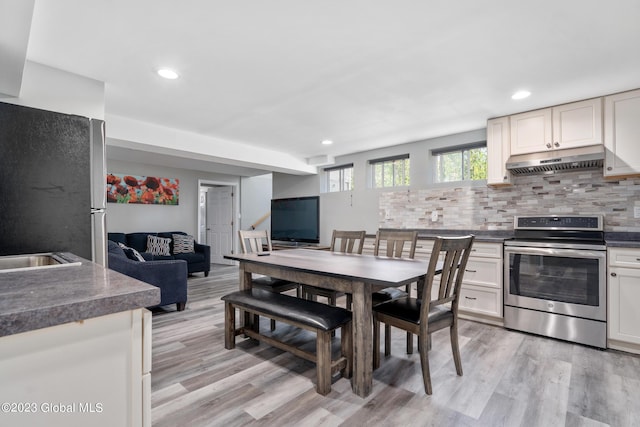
[0,0,35,97]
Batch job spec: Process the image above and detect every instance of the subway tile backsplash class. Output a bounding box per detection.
[379,170,640,232]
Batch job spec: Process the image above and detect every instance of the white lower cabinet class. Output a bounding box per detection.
[608,248,640,353]
[0,308,151,427]
[426,241,503,324]
[459,284,502,317]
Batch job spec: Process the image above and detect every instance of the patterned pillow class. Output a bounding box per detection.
[147,235,171,256]
[118,242,146,262]
[173,234,195,254]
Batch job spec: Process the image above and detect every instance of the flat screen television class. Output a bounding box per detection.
[270,196,320,244]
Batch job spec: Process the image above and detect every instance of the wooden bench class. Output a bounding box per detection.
[222,288,352,395]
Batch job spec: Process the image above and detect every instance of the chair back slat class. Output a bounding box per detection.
[421,235,475,319]
[373,230,418,259]
[330,230,366,254]
[239,229,272,254]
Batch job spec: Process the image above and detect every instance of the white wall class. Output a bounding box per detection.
[273,129,486,245]
[107,159,240,238]
[240,174,273,231]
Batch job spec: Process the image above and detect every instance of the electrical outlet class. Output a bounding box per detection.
[634,206,640,219]
[431,211,438,222]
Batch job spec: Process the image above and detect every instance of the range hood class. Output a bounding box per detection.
[506,145,605,175]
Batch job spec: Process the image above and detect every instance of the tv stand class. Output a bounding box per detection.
[270,241,330,251]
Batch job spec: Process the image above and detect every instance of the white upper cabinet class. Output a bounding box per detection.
[509,108,553,155]
[604,89,640,177]
[487,116,511,185]
[509,98,602,155]
[552,98,603,149]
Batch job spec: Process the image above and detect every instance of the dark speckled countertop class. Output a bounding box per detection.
[604,232,640,248]
[379,228,640,247]
[0,252,160,337]
[377,228,514,243]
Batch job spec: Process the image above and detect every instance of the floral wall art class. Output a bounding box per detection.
[107,173,179,205]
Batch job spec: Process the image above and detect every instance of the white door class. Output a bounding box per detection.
[207,186,234,265]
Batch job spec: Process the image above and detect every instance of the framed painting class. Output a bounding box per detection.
[107,173,179,205]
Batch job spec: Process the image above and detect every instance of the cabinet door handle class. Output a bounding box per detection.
[465,269,477,273]
[607,166,613,171]
[554,142,560,147]
[546,142,552,149]
[465,296,477,300]
[611,272,617,277]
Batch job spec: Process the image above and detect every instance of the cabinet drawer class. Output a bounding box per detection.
[470,242,501,258]
[459,284,502,317]
[463,258,501,288]
[608,248,640,268]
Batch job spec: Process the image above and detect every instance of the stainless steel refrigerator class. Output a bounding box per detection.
[0,101,107,266]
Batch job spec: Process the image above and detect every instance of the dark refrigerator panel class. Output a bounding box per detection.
[0,102,92,259]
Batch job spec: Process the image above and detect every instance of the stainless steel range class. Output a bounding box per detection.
[504,215,606,348]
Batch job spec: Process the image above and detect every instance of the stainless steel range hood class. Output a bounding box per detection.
[506,145,604,175]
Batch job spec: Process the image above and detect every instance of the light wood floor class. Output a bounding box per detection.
[151,265,640,427]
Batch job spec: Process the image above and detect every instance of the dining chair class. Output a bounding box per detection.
[303,230,366,309]
[238,229,301,330]
[371,229,419,353]
[372,235,475,394]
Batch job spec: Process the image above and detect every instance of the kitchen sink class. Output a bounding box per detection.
[0,253,82,273]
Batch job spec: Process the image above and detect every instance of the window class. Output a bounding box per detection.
[325,163,354,192]
[370,154,410,188]
[433,143,487,183]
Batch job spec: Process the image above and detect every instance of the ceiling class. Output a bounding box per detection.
[8,0,640,175]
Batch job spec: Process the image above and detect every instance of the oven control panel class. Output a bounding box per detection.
[514,215,603,231]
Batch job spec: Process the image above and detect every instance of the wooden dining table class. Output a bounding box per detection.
[224,248,428,398]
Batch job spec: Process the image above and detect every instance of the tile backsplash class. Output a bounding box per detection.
[379,170,640,232]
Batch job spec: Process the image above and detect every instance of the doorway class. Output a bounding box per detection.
[198,181,237,266]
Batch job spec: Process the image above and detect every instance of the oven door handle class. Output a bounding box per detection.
[504,246,606,260]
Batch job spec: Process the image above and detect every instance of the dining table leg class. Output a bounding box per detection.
[238,264,256,333]
[350,280,373,398]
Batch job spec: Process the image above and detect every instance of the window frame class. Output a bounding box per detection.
[432,142,487,184]
[369,154,410,189]
[324,163,354,192]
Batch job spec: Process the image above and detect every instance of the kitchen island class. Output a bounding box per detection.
[0,252,160,427]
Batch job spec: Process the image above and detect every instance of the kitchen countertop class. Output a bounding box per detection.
[604,232,640,248]
[0,252,160,337]
[378,228,513,243]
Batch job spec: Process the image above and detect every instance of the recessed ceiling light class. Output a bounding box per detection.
[157,68,179,80]
[512,90,531,100]
[321,140,333,145]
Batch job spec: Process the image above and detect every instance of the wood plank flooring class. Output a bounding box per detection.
[151,265,640,427]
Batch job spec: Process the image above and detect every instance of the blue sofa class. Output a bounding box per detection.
[107,240,188,311]
[108,231,210,277]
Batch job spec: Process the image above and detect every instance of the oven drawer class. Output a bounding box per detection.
[608,248,640,269]
[459,284,502,317]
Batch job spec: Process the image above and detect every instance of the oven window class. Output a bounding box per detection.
[509,253,600,306]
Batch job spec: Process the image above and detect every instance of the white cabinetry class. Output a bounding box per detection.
[510,98,602,155]
[487,116,512,186]
[0,308,152,427]
[423,240,503,325]
[458,242,503,322]
[363,237,503,324]
[510,108,552,155]
[604,89,640,177]
[608,247,640,354]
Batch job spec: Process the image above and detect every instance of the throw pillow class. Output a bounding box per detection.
[118,242,146,262]
[147,235,171,256]
[172,234,195,254]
